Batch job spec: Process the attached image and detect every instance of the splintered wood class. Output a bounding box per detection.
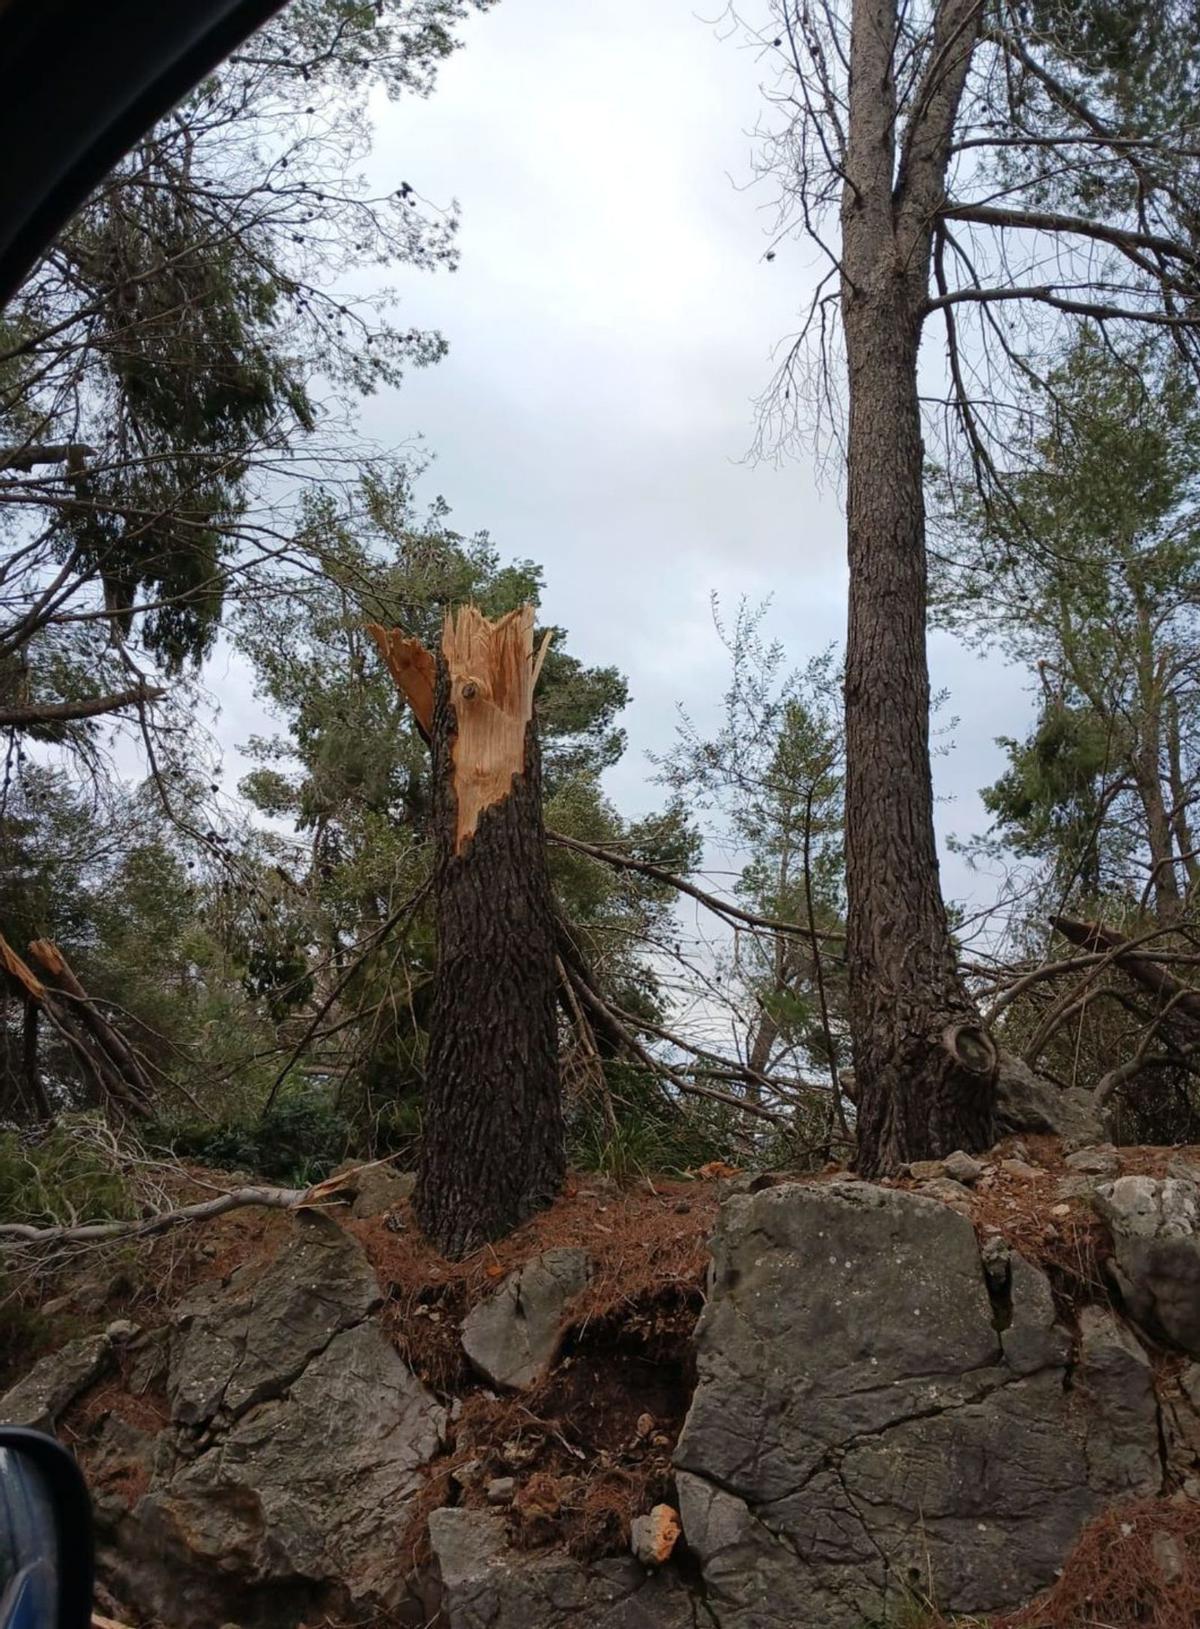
[371,604,551,854]
[367,623,435,736]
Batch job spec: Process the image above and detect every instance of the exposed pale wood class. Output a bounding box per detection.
[0,933,45,1001]
[28,939,154,1114]
[442,605,539,854]
[366,622,435,736]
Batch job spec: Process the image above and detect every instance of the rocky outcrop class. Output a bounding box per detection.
[57,1169,1199,1629]
[429,1509,696,1629]
[461,1248,591,1389]
[1094,1175,1200,1358]
[0,1330,115,1430]
[329,1159,417,1219]
[166,1207,380,1426]
[673,1181,1162,1628]
[94,1211,444,1629]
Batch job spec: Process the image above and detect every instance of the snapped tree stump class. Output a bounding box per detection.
[370,606,564,1258]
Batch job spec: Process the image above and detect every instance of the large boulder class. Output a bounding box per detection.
[1094,1175,1200,1357]
[0,1332,114,1430]
[994,1053,1106,1147]
[94,1213,444,1628]
[461,1248,591,1390]
[166,1207,380,1426]
[673,1181,1161,1628]
[429,1509,695,1629]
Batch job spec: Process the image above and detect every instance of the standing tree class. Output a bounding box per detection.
[371,605,564,1258]
[738,0,1200,1171]
[935,331,1200,925]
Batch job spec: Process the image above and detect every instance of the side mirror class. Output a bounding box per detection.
[0,1428,93,1629]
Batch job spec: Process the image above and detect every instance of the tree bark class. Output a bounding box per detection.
[842,0,995,1174]
[1166,692,1198,893]
[370,608,564,1258]
[21,998,52,1121]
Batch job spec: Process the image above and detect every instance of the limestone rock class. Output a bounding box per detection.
[994,1053,1106,1147]
[331,1159,416,1218]
[166,1208,380,1425]
[429,1508,695,1629]
[919,1176,972,1207]
[674,1180,1158,1628]
[943,1150,985,1185]
[120,1318,443,1627]
[461,1248,591,1390]
[0,1332,113,1430]
[1066,1145,1119,1177]
[1094,1175,1200,1357]
[1075,1306,1161,1493]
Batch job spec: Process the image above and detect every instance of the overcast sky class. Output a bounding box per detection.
[216,0,1035,915]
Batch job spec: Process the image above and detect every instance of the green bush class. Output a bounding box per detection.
[161,1085,351,1186]
[0,1115,138,1228]
[567,1064,741,1182]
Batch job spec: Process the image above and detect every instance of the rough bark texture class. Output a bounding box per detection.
[413,626,565,1260]
[842,0,994,1174]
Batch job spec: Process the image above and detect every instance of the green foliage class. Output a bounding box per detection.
[163,1087,351,1186]
[0,1117,137,1228]
[935,329,1200,915]
[567,1066,740,1183]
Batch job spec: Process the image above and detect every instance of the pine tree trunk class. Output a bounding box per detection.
[371,608,564,1258]
[840,0,994,1175]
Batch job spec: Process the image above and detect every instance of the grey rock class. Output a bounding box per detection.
[943,1150,985,1186]
[980,1232,1011,1293]
[1153,1530,1186,1585]
[1184,1362,1200,1410]
[125,1318,444,1627]
[331,1159,416,1218]
[0,1332,112,1430]
[673,1180,1155,1628]
[995,1053,1106,1147]
[429,1508,695,1629]
[166,1208,380,1425]
[1065,1145,1119,1177]
[919,1176,972,1206]
[461,1248,591,1390]
[127,1328,169,1397]
[87,1412,156,1527]
[1094,1175,1200,1356]
[907,1159,946,1182]
[1000,1158,1043,1180]
[487,1476,515,1505]
[1074,1306,1161,1494]
[1056,1173,1099,1201]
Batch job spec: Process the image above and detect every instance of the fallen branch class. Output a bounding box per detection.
[0,1158,400,1249]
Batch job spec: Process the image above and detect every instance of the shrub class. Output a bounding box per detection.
[160,1085,351,1186]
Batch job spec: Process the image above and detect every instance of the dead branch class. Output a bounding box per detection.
[0,1157,401,1250]
[1051,915,1200,1029]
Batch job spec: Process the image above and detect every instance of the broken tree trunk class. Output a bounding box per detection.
[370,607,564,1259]
[0,933,153,1119]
